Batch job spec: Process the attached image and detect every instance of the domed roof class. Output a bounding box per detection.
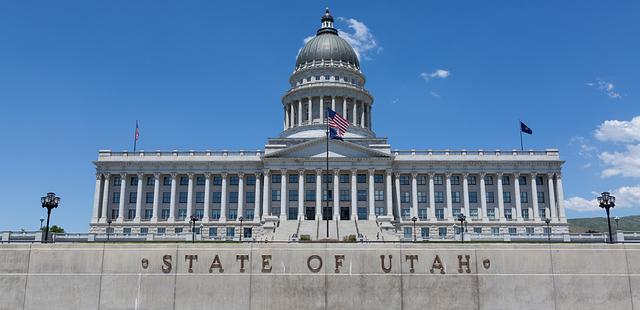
[295,9,360,69]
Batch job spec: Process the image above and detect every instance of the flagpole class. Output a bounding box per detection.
[325,108,330,238]
[519,120,523,151]
[133,120,138,152]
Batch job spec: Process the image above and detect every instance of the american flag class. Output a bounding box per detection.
[134,121,140,141]
[326,108,349,140]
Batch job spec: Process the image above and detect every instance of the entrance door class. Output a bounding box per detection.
[305,207,315,220]
[340,207,350,220]
[322,207,333,220]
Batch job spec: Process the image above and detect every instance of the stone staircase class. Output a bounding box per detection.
[338,220,357,241]
[316,220,339,240]
[357,220,382,241]
[272,219,299,241]
[298,220,319,240]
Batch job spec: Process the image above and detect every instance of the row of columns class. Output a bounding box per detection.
[283,96,371,130]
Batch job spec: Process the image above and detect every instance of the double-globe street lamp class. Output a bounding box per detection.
[597,192,616,244]
[190,216,199,243]
[411,216,417,242]
[40,192,60,243]
[457,213,466,243]
[545,218,551,242]
[239,216,245,242]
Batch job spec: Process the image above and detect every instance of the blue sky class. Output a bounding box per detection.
[0,1,638,232]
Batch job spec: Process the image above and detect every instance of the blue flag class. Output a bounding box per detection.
[520,122,533,135]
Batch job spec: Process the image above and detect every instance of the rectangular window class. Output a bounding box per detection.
[452,191,461,203]
[194,209,203,219]
[212,192,222,203]
[180,176,188,186]
[539,208,546,219]
[163,176,171,186]
[305,190,315,202]
[287,207,297,220]
[213,176,222,186]
[434,175,444,185]
[228,192,238,203]
[271,174,281,184]
[211,209,220,220]
[340,190,350,201]
[375,190,384,201]
[157,227,166,235]
[179,192,187,203]
[503,191,511,203]
[401,208,411,220]
[271,190,280,201]
[421,227,429,238]
[229,175,239,186]
[340,174,349,183]
[305,174,315,184]
[519,176,527,185]
[246,191,255,203]
[177,209,187,220]
[146,176,154,186]
[543,227,551,235]
[537,192,545,203]
[418,208,428,220]
[484,175,493,185]
[114,176,122,186]
[486,191,495,203]
[438,227,447,237]
[504,208,513,220]
[536,176,544,185]
[357,174,367,183]
[400,191,410,203]
[289,190,298,201]
[467,175,477,185]
[162,192,171,203]
[469,192,478,203]
[508,227,517,235]
[451,176,460,185]
[522,208,530,219]
[399,175,409,185]
[375,207,385,216]
[520,192,529,203]
[123,228,131,235]
[112,192,120,204]
[228,209,237,220]
[435,209,445,220]
[129,192,137,203]
[435,191,444,203]
[417,192,427,203]
[145,192,153,203]
[195,192,204,203]
[196,176,205,186]
[209,227,218,238]
[487,208,495,219]
[130,176,138,186]
[473,227,482,234]
[502,175,510,185]
[127,209,136,219]
[161,209,170,219]
[492,227,500,235]
[323,190,333,201]
[357,190,367,201]
[324,75,330,80]
[226,227,235,237]
[322,174,332,183]
[470,208,479,219]
[246,175,256,186]
[175,227,183,234]
[289,175,298,183]
[417,175,427,185]
[244,208,254,220]
[374,174,384,183]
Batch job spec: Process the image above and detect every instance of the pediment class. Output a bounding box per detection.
[265,138,390,159]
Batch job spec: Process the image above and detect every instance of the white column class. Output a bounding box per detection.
[237,173,244,220]
[479,173,488,222]
[514,173,523,222]
[100,173,110,222]
[307,97,312,124]
[254,172,261,223]
[185,173,194,222]
[117,173,127,223]
[168,173,177,222]
[556,174,566,223]
[411,173,418,219]
[368,169,375,220]
[220,173,227,222]
[368,104,372,129]
[92,173,102,223]
[315,169,322,220]
[462,173,470,218]
[134,173,143,222]
[385,170,393,217]
[319,97,324,123]
[428,173,436,222]
[331,96,336,111]
[333,170,340,220]
[151,173,160,222]
[497,173,505,222]
[360,102,365,128]
[298,100,302,125]
[445,174,453,221]
[285,104,290,129]
[202,174,211,222]
[280,169,287,220]
[352,99,357,125]
[298,170,305,220]
[394,173,401,221]
[547,173,557,222]
[351,169,358,219]
[531,173,539,221]
[262,170,270,220]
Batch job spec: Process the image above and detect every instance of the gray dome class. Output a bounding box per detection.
[295,27,359,69]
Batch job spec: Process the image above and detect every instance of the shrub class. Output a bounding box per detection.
[342,234,357,242]
[300,234,311,241]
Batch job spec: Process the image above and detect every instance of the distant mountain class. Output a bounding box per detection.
[568,215,640,233]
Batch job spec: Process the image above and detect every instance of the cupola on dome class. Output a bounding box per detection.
[295,8,360,69]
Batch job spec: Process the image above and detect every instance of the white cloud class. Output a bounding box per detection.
[430,91,441,98]
[599,144,640,178]
[337,17,380,60]
[594,116,640,143]
[586,78,622,99]
[569,136,597,158]
[565,185,640,212]
[420,69,450,81]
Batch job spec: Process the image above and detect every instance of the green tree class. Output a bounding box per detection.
[41,225,65,233]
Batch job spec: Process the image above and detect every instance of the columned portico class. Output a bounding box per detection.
[514,173,522,222]
[547,173,557,222]
[351,169,358,220]
[333,170,340,220]
[99,173,110,223]
[254,173,262,223]
[298,169,304,220]
[368,169,375,220]
[202,174,211,222]
[168,173,177,222]
[116,173,126,223]
[315,169,322,220]
[445,174,453,221]
[280,169,287,220]
[428,173,436,222]
[531,173,539,221]
[220,173,228,222]
[497,173,505,222]
[134,173,144,222]
[479,173,488,222]
[411,173,418,219]
[92,173,102,223]
[262,170,270,221]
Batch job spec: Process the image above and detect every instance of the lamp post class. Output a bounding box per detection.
[190,216,198,243]
[239,216,244,242]
[614,216,620,231]
[545,218,551,242]
[411,216,417,242]
[107,218,112,241]
[199,223,204,239]
[597,192,616,244]
[457,213,466,243]
[39,216,44,230]
[40,192,60,243]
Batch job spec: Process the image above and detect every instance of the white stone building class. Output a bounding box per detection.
[89,9,568,240]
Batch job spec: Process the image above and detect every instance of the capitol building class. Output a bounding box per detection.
[89,9,568,241]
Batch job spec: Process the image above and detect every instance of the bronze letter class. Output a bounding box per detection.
[261,255,272,273]
[334,255,345,273]
[141,258,149,269]
[237,254,249,273]
[483,258,491,270]
[458,254,471,273]
[162,254,172,273]
[307,255,323,273]
[209,254,224,273]
[185,255,198,273]
[430,255,445,274]
[380,255,392,273]
[405,255,418,273]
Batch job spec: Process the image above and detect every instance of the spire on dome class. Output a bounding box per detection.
[318,7,337,35]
